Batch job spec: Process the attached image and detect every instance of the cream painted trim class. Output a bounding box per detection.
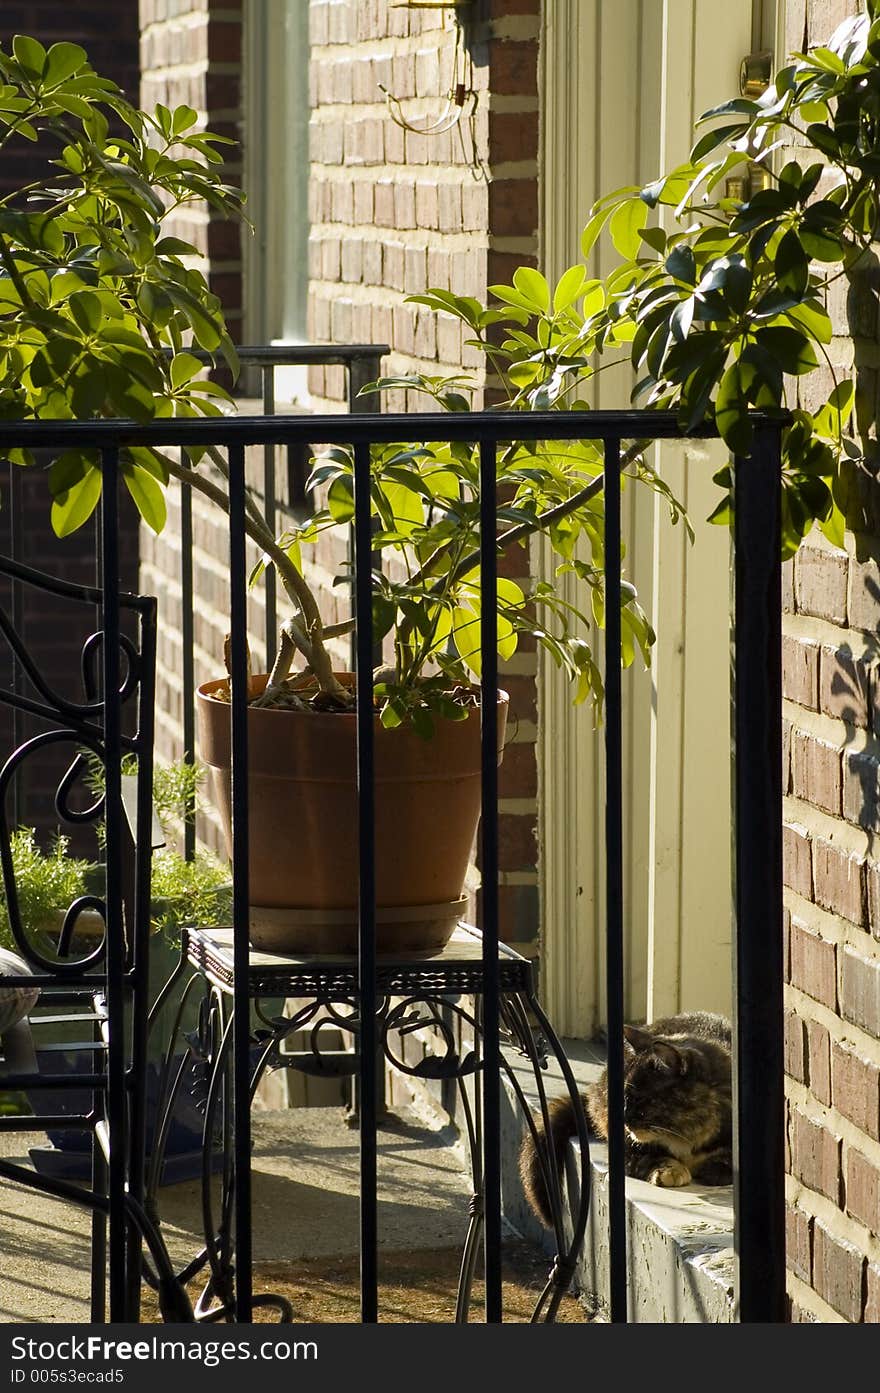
[539,1,763,1035]
[538,0,662,1036]
[243,1,309,346]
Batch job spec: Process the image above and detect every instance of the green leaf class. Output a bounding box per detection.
[171,104,198,136]
[786,299,833,345]
[697,98,760,122]
[372,595,396,645]
[715,362,753,456]
[169,352,204,389]
[818,501,846,549]
[122,463,167,534]
[43,42,88,87]
[666,245,696,284]
[512,266,551,313]
[829,378,855,421]
[799,225,846,262]
[553,264,587,313]
[722,260,753,314]
[328,476,354,523]
[580,205,614,260]
[49,452,102,536]
[690,121,749,162]
[155,236,199,258]
[67,291,102,335]
[380,480,423,535]
[755,326,818,375]
[609,198,648,259]
[12,35,47,77]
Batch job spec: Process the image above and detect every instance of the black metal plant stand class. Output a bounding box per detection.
[147,923,591,1323]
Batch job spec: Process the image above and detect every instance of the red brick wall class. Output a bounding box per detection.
[138,0,542,952]
[139,0,244,340]
[782,0,880,1328]
[307,0,539,410]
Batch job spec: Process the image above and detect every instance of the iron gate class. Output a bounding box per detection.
[0,400,786,1323]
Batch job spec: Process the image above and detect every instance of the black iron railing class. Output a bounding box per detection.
[0,400,785,1324]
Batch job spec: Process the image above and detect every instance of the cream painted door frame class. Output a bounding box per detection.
[538,0,766,1036]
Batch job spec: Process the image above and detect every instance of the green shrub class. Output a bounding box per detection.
[0,828,91,951]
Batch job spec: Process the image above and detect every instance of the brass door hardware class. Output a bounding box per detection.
[740,50,773,97]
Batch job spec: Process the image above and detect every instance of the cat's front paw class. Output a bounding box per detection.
[648,1160,692,1187]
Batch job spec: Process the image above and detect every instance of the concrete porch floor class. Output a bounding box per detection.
[0,1104,578,1323]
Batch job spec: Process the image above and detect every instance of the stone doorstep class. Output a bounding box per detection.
[499,1040,737,1323]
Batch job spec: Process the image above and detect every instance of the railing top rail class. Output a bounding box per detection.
[173,344,389,367]
[0,409,789,451]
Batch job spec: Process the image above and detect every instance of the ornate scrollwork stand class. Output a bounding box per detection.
[148,923,591,1323]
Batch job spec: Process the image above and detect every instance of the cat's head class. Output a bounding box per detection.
[620,1024,731,1152]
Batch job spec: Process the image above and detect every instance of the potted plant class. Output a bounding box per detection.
[0,762,233,1180]
[203,5,880,954]
[4,20,871,958]
[0,35,663,957]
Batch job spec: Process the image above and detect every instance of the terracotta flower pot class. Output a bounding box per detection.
[196,675,508,955]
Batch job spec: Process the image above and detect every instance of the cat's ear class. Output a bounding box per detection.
[651,1041,685,1074]
[623,1024,653,1053]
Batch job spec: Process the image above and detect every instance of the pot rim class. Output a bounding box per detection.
[197,673,510,716]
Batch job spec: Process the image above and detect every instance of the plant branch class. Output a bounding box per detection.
[0,235,37,310]
[154,449,349,697]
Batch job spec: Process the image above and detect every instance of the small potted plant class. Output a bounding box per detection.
[0,761,232,1180]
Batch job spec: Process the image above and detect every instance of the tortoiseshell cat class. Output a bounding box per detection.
[521,1012,733,1226]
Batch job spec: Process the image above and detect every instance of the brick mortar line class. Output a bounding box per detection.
[485,160,540,180]
[140,60,239,79]
[310,168,486,190]
[846,338,880,369]
[143,9,240,30]
[787,1074,880,1175]
[783,609,880,656]
[785,1181,880,1275]
[498,798,537,815]
[782,696,880,760]
[500,652,538,676]
[784,1270,849,1323]
[784,979,880,1069]
[783,793,880,863]
[311,281,455,308]
[784,1135,880,1270]
[488,236,538,253]
[783,884,880,958]
[483,16,541,41]
[309,29,538,58]
[315,352,486,383]
[481,93,539,113]
[310,223,492,250]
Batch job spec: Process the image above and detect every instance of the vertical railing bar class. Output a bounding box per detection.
[125,594,157,1319]
[227,440,253,1323]
[100,445,127,1320]
[262,366,277,672]
[732,427,785,1322]
[603,435,627,1324]
[9,462,22,829]
[353,437,378,1323]
[479,435,502,1323]
[349,355,385,671]
[180,462,196,863]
